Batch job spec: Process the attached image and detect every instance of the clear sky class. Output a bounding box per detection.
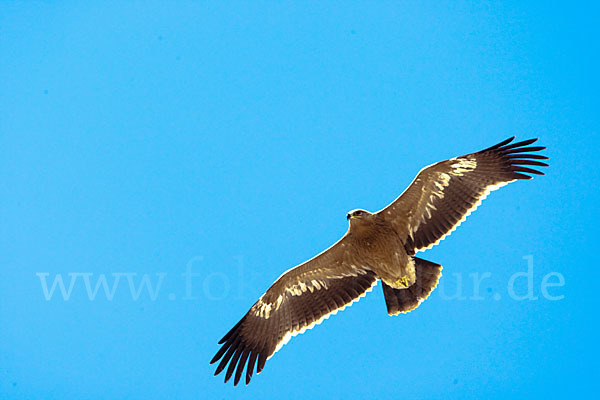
[1,1,598,399]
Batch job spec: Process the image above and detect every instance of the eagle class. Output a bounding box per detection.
[210,137,547,386]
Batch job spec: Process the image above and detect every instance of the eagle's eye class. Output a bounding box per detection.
[354,211,363,216]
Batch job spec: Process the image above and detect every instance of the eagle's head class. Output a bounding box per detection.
[346,209,375,225]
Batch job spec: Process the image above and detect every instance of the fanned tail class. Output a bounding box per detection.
[382,257,442,315]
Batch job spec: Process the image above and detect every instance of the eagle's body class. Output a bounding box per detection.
[347,212,415,289]
[211,137,548,386]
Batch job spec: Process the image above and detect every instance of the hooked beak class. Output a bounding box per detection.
[347,213,352,220]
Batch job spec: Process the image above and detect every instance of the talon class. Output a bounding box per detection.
[396,275,410,288]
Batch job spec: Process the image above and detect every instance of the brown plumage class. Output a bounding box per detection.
[210,137,548,385]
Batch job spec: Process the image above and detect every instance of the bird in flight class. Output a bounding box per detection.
[211,137,547,386]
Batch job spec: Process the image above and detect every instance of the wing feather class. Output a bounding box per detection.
[211,235,377,385]
[378,137,548,254]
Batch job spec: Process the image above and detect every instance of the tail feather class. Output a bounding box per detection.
[382,257,442,315]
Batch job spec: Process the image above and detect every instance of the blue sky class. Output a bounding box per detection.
[1,1,598,399]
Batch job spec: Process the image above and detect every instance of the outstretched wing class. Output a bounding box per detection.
[210,235,376,386]
[379,137,548,254]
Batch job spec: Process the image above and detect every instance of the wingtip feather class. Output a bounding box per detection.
[484,136,515,151]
